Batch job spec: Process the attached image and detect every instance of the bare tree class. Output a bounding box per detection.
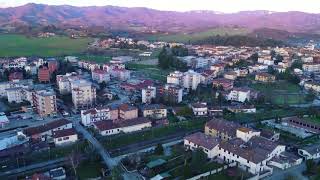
[68,151,81,178]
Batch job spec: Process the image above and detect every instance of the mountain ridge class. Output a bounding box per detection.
[1,3,320,34]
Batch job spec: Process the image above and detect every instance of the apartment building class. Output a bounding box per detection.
[92,69,110,83]
[32,89,57,117]
[81,107,111,126]
[142,86,156,104]
[167,71,184,85]
[140,104,167,119]
[71,80,96,110]
[183,70,201,90]
[56,72,79,94]
[302,63,320,73]
[158,84,183,104]
[118,104,138,120]
[227,88,251,102]
[38,67,51,83]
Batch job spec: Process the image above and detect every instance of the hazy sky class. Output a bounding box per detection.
[0,0,320,13]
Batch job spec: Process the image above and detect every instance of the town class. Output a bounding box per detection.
[0,1,320,180]
[0,33,318,180]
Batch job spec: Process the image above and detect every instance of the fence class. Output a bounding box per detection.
[186,162,237,180]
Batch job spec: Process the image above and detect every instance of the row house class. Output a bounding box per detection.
[93,117,152,136]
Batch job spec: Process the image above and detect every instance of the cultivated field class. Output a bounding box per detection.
[147,28,249,43]
[0,34,92,57]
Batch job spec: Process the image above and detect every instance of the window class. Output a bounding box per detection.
[63,136,69,140]
[58,138,62,141]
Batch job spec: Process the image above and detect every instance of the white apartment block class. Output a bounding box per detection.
[6,87,23,103]
[56,72,79,95]
[81,107,111,126]
[141,86,156,104]
[183,70,201,90]
[92,69,110,83]
[0,79,33,97]
[71,80,96,110]
[302,63,320,73]
[167,71,184,85]
[227,88,251,102]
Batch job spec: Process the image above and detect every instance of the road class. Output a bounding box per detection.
[0,157,67,178]
[73,120,117,168]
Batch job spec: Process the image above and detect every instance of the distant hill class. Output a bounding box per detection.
[1,3,320,34]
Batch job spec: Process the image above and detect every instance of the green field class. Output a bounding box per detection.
[126,63,170,82]
[0,34,92,57]
[250,81,307,105]
[147,28,249,43]
[76,54,112,63]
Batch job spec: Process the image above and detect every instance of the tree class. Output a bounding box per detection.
[111,166,123,180]
[99,81,107,90]
[190,149,207,174]
[306,159,316,174]
[154,143,164,155]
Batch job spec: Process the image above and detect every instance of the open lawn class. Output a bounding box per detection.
[127,63,170,82]
[0,34,92,57]
[76,54,112,63]
[250,81,307,105]
[77,160,105,180]
[147,28,249,43]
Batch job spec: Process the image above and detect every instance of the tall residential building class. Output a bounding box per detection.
[167,71,184,85]
[71,80,96,110]
[158,84,183,104]
[141,86,156,104]
[183,70,201,90]
[32,89,57,117]
[56,72,79,95]
[38,67,51,83]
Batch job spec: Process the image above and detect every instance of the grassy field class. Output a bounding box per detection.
[0,34,92,57]
[76,54,112,63]
[147,28,249,43]
[250,81,307,105]
[127,63,170,82]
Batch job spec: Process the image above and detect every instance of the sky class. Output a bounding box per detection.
[0,0,320,13]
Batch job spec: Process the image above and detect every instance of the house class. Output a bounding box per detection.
[9,72,23,81]
[212,78,234,91]
[205,118,241,141]
[184,132,221,158]
[0,112,9,128]
[53,128,78,146]
[191,103,208,116]
[302,63,320,73]
[223,71,238,80]
[81,107,111,126]
[227,88,251,103]
[93,117,152,136]
[24,119,72,141]
[210,63,225,74]
[200,70,217,84]
[218,136,285,174]
[255,73,276,83]
[140,104,167,119]
[119,104,138,120]
[304,81,320,94]
[260,129,280,142]
[110,68,130,81]
[208,106,223,117]
[298,143,320,160]
[269,152,302,170]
